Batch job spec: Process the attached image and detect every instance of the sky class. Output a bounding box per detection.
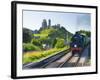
[23,10,91,34]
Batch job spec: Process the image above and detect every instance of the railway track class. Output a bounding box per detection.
[23,49,70,69]
[23,45,90,69]
[45,45,90,68]
[45,52,73,68]
[45,53,81,68]
[59,54,81,67]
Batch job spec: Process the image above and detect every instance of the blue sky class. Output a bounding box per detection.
[23,10,91,34]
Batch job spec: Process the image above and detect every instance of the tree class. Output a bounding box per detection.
[55,38,65,48]
[31,38,42,49]
[52,38,57,48]
[77,30,91,37]
[23,28,33,43]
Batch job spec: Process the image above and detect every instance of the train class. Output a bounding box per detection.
[70,32,90,56]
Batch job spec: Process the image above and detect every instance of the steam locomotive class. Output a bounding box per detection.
[70,32,89,56]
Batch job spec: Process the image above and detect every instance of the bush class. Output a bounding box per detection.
[23,43,41,52]
[23,48,62,64]
[31,38,42,49]
[55,38,65,48]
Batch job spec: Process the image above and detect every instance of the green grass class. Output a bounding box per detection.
[33,27,57,38]
[34,34,48,37]
[40,27,56,34]
[23,46,69,64]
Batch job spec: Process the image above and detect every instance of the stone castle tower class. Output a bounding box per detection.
[42,19,47,28]
[48,19,51,27]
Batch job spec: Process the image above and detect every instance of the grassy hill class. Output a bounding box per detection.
[33,26,73,45]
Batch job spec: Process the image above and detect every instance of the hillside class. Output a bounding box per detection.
[33,26,73,48]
